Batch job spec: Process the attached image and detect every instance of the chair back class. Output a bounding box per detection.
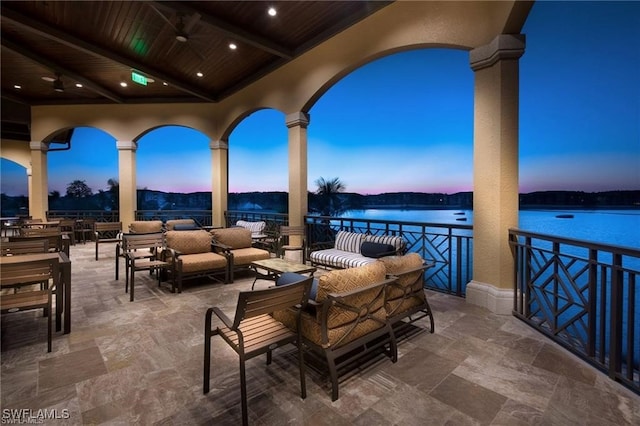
[0,257,59,289]
[129,220,164,233]
[121,232,165,252]
[94,221,122,237]
[1,239,49,256]
[9,232,65,255]
[231,276,313,330]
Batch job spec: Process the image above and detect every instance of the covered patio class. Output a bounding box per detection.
[1,242,637,425]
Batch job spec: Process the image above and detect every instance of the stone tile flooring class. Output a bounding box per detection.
[1,242,639,425]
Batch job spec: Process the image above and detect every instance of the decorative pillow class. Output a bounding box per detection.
[334,231,364,253]
[276,272,319,300]
[360,241,396,258]
[211,227,252,249]
[173,223,199,231]
[364,234,406,252]
[165,219,196,231]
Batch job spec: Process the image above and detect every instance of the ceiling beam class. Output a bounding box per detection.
[1,36,124,104]
[160,1,294,59]
[0,5,217,102]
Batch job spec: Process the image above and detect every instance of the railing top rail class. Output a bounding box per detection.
[509,227,640,256]
[305,214,473,231]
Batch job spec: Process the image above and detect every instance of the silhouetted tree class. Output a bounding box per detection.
[66,180,92,198]
[313,177,348,216]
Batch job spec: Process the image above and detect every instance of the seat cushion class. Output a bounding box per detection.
[178,252,227,273]
[210,227,252,249]
[310,249,377,268]
[229,247,270,266]
[166,230,212,254]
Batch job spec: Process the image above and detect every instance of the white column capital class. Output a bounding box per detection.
[29,141,48,152]
[470,34,526,71]
[116,140,138,151]
[285,112,310,129]
[209,139,229,150]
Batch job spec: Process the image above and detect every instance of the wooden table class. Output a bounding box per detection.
[0,252,72,334]
[250,258,316,290]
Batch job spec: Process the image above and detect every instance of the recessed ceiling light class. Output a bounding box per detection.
[268,7,277,17]
[196,72,203,77]
[120,82,128,87]
[229,43,237,50]
[75,83,83,88]
[147,78,155,83]
[42,76,55,82]
[14,84,22,89]
[163,82,168,86]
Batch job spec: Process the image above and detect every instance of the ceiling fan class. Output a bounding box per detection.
[148,5,206,60]
[42,72,67,93]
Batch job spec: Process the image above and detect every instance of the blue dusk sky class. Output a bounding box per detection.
[1,1,639,197]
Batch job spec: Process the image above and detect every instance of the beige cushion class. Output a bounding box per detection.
[229,247,270,266]
[178,252,227,273]
[379,253,426,314]
[210,227,252,249]
[129,220,163,233]
[166,230,212,254]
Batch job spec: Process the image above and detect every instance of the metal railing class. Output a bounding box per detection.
[47,210,119,222]
[304,215,473,296]
[134,210,213,228]
[509,228,640,394]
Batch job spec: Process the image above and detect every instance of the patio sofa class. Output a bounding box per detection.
[210,227,270,282]
[273,253,434,400]
[163,229,228,292]
[272,261,398,401]
[309,230,406,269]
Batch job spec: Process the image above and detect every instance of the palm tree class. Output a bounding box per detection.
[314,177,347,217]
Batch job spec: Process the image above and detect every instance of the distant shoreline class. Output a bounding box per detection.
[356,205,640,211]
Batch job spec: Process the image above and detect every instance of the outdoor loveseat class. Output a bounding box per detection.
[273,253,434,401]
[309,230,406,269]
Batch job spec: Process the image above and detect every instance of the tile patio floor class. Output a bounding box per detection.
[1,242,639,425]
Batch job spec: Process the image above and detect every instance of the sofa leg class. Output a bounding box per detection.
[325,349,339,401]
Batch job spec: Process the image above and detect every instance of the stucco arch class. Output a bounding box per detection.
[219,107,286,143]
[0,139,31,169]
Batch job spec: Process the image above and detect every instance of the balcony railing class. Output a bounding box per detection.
[509,228,640,394]
[134,210,213,228]
[304,215,473,296]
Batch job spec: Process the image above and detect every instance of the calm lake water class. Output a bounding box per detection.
[341,208,640,249]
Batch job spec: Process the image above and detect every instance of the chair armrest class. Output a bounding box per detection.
[211,306,234,329]
[211,241,232,253]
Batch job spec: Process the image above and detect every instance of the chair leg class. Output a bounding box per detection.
[326,350,339,401]
[298,340,307,399]
[129,267,135,302]
[239,357,249,426]
[203,308,214,394]
[47,294,52,353]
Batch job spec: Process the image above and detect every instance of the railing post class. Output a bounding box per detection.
[609,253,623,379]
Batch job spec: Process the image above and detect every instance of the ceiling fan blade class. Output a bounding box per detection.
[148,3,177,31]
[184,12,201,34]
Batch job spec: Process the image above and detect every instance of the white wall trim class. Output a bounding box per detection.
[466,280,512,315]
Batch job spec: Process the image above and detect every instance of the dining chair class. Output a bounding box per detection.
[1,239,49,257]
[119,232,168,302]
[203,275,313,426]
[0,257,59,352]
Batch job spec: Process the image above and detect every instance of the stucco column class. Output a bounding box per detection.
[210,139,228,228]
[286,112,310,259]
[117,140,137,230]
[467,34,525,314]
[29,141,48,220]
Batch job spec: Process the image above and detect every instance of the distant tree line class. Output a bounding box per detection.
[1,178,638,217]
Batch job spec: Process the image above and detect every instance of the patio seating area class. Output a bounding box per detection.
[1,242,638,425]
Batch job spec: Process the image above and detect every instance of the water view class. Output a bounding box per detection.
[341,208,640,249]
